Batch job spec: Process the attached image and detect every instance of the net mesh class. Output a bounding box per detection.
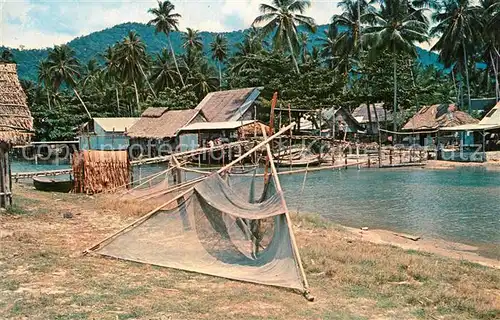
[94,173,305,291]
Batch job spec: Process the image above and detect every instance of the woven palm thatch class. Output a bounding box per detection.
[402,104,478,131]
[0,63,33,145]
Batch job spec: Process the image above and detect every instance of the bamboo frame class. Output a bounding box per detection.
[217,122,296,175]
[260,124,313,300]
[84,187,195,254]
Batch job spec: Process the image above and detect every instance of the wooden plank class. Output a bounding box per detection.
[393,233,421,241]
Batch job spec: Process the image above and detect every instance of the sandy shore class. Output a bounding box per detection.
[425,160,500,170]
[343,226,500,269]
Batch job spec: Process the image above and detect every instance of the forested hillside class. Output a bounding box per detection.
[5,0,498,142]
[4,22,441,81]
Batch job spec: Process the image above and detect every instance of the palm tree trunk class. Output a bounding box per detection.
[218,61,222,90]
[46,90,51,110]
[393,50,397,135]
[463,43,472,112]
[451,68,458,104]
[491,51,499,102]
[409,59,420,111]
[286,34,300,74]
[115,87,120,115]
[133,81,140,115]
[73,88,92,119]
[138,64,156,98]
[167,36,185,87]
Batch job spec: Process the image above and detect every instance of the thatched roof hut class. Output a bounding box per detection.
[402,104,478,131]
[352,103,392,123]
[0,63,33,145]
[127,107,205,140]
[195,87,261,122]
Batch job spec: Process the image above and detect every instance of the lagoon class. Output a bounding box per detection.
[12,160,500,248]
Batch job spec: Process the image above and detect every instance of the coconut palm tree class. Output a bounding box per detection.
[102,45,123,114]
[483,0,500,101]
[188,61,219,100]
[229,28,269,75]
[115,31,150,114]
[298,32,309,63]
[319,24,354,74]
[45,45,91,118]
[332,0,369,55]
[37,59,53,110]
[151,49,181,92]
[430,0,483,111]
[148,0,185,87]
[252,0,316,74]
[183,28,203,61]
[363,0,429,132]
[210,34,228,89]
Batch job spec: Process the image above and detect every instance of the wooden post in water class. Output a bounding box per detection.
[356,143,360,170]
[344,148,348,169]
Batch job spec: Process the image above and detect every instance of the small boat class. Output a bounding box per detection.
[33,176,73,193]
[274,157,321,168]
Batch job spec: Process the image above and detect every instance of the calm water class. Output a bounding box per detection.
[280,168,500,246]
[12,161,500,246]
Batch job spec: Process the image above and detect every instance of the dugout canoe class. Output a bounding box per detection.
[33,176,73,193]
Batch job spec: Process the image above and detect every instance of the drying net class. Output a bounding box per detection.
[93,172,305,291]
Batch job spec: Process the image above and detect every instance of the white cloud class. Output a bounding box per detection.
[0,0,342,49]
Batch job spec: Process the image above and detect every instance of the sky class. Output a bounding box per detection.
[0,0,343,49]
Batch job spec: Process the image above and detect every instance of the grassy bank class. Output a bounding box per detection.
[0,184,499,320]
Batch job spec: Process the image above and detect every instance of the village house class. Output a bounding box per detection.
[79,117,139,151]
[0,63,33,206]
[352,103,392,134]
[194,87,261,122]
[126,107,206,157]
[401,104,478,147]
[439,101,500,162]
[125,88,262,157]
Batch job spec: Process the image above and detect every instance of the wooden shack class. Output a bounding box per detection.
[0,63,33,207]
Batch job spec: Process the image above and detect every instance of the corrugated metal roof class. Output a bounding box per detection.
[179,120,257,131]
[93,118,140,132]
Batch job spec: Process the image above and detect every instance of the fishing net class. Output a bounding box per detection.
[93,172,306,291]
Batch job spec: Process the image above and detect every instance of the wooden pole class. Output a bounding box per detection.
[260,125,312,300]
[7,149,12,206]
[482,130,486,162]
[84,187,194,253]
[0,146,6,208]
[356,143,360,170]
[288,104,293,171]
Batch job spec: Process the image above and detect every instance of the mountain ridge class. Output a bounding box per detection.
[3,22,442,81]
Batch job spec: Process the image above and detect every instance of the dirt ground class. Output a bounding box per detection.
[0,184,499,320]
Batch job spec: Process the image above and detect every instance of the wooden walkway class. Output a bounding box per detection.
[13,168,73,181]
[14,141,254,180]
